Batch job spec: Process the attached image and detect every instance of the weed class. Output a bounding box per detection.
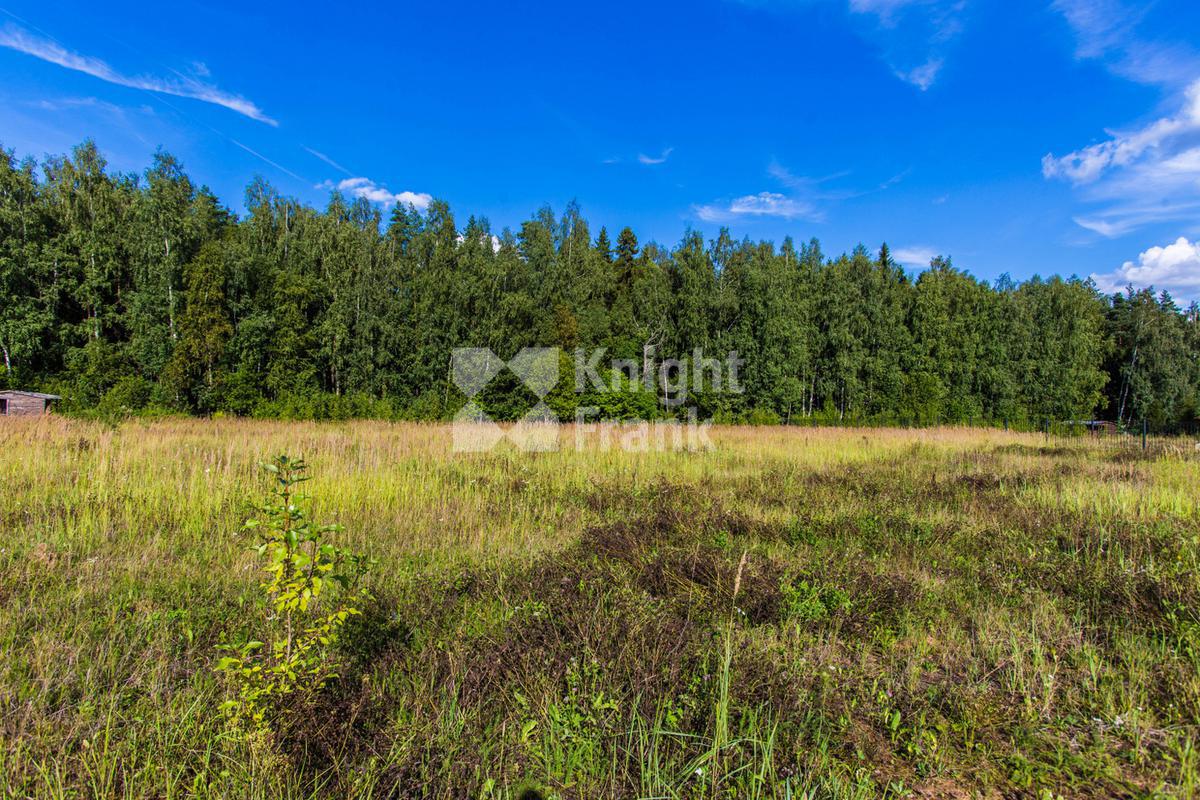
[214,456,372,749]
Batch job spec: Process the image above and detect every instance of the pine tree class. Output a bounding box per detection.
[594,227,612,263]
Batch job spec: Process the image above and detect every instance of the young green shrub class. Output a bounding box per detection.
[779,577,851,623]
[214,455,372,740]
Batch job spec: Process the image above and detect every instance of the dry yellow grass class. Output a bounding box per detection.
[1,417,1197,798]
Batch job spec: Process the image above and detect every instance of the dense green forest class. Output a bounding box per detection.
[2,141,1198,428]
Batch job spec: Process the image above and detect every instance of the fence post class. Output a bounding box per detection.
[1142,419,1147,451]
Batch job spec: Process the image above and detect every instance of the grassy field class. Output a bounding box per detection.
[1,418,1198,799]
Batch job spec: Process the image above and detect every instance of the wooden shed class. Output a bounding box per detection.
[0,390,61,416]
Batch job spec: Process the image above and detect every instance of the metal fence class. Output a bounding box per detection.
[1035,419,1200,457]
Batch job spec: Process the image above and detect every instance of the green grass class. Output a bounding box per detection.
[1,418,1198,798]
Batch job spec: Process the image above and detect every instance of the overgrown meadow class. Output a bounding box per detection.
[1,418,1199,798]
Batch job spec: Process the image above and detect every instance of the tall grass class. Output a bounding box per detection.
[1,417,1197,798]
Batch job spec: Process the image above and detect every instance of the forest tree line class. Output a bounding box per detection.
[1,142,1198,429]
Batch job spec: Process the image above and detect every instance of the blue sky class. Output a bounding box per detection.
[2,0,1200,298]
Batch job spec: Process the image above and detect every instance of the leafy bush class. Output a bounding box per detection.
[97,376,155,416]
[745,407,782,426]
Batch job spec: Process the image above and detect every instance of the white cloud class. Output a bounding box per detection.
[732,0,963,89]
[1046,0,1200,237]
[459,233,502,253]
[1072,202,1200,239]
[730,192,811,216]
[893,56,943,91]
[848,0,922,19]
[694,191,820,222]
[638,147,674,165]
[455,232,502,252]
[1043,78,1200,236]
[694,160,904,225]
[320,177,432,210]
[1052,0,1200,88]
[0,23,276,125]
[1091,237,1200,297]
[847,0,963,91]
[892,246,940,268]
[1042,81,1200,184]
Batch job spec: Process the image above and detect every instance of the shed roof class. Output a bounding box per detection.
[0,390,61,400]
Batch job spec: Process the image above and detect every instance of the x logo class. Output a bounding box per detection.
[450,348,561,452]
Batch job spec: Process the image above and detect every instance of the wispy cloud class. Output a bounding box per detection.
[231,140,305,183]
[602,147,674,166]
[303,146,351,175]
[767,161,862,198]
[892,56,944,91]
[1072,202,1200,240]
[637,147,674,165]
[33,95,154,117]
[694,160,905,224]
[733,0,965,90]
[30,95,157,148]
[892,245,941,268]
[1042,81,1200,185]
[1044,0,1200,237]
[1043,77,1200,236]
[843,0,965,90]
[318,177,432,210]
[1091,237,1200,298]
[771,160,908,199]
[1052,0,1200,88]
[848,0,924,22]
[694,191,820,222]
[0,23,276,125]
